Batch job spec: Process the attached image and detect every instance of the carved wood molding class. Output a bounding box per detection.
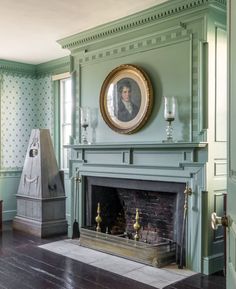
[58,0,226,52]
[0,60,36,78]
[0,57,71,78]
[78,27,192,65]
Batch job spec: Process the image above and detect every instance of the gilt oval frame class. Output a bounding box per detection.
[99,64,153,134]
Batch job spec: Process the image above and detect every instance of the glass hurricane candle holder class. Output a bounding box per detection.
[163,96,176,142]
[80,107,90,144]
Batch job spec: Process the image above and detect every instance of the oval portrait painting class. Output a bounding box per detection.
[100,64,153,134]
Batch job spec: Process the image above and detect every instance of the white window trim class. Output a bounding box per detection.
[52,72,71,81]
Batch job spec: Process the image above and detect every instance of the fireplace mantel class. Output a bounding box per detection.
[65,141,207,150]
[65,142,207,174]
[65,141,207,273]
[64,142,207,164]
[64,142,207,150]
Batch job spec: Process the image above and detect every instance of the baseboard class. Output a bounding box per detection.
[203,253,225,275]
[3,210,16,221]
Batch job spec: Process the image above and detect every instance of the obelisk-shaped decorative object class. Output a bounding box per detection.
[13,129,67,237]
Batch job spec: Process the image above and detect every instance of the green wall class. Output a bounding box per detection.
[79,41,191,143]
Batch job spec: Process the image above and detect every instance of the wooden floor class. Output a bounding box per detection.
[0,222,226,289]
[163,272,226,289]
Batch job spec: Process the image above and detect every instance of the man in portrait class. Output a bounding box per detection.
[115,79,140,122]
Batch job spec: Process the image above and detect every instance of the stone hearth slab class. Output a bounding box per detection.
[39,239,196,289]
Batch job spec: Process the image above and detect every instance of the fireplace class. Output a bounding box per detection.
[79,176,186,267]
[66,142,207,272]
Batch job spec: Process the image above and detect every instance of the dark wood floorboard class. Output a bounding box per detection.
[0,222,156,289]
[0,222,226,289]
[163,271,226,289]
[163,272,226,289]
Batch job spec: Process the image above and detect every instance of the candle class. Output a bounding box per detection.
[164,96,176,122]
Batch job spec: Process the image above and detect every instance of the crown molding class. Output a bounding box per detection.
[0,59,36,78]
[58,0,226,52]
[35,56,71,77]
[0,56,71,78]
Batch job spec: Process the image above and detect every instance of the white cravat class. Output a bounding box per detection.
[122,99,132,114]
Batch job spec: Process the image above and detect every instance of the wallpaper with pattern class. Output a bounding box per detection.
[0,74,53,169]
[36,76,54,133]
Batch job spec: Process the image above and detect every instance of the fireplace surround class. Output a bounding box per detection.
[85,177,184,243]
[66,142,207,272]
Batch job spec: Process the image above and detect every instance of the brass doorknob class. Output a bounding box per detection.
[211,212,228,230]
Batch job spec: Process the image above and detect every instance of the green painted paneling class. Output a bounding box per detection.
[215,28,227,142]
[79,40,191,143]
[62,4,211,144]
[59,0,226,146]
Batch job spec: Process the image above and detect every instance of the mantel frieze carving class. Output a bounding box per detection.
[78,27,192,65]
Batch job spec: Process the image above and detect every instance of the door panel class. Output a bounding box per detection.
[227,1,236,288]
[227,221,236,287]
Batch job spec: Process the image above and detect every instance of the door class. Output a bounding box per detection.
[227,1,236,288]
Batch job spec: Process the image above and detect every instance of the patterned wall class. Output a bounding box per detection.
[36,76,54,134]
[0,73,53,169]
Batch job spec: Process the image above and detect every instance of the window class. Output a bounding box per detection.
[60,77,72,169]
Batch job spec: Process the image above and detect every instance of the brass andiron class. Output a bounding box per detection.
[133,208,141,241]
[95,202,102,232]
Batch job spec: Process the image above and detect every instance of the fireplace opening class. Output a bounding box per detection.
[81,176,186,267]
[86,186,178,242]
[87,185,126,235]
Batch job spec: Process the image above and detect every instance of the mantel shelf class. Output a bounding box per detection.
[64,142,207,150]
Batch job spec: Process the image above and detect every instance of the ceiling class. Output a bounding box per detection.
[0,0,169,65]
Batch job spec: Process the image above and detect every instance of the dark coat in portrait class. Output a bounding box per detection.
[117,100,139,122]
